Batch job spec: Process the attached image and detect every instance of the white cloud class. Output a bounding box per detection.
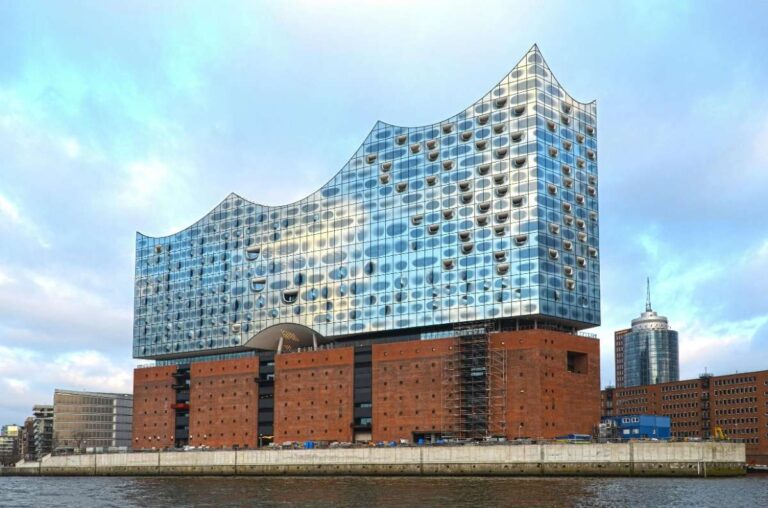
[0,193,21,224]
[116,160,172,209]
[0,267,13,286]
[0,264,132,351]
[59,136,81,159]
[3,378,30,395]
[0,346,134,421]
[0,193,51,248]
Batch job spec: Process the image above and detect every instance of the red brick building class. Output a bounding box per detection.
[132,365,177,450]
[601,369,768,464]
[613,328,630,388]
[189,358,260,448]
[133,329,600,449]
[275,348,355,443]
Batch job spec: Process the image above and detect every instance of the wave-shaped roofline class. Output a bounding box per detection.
[137,44,594,240]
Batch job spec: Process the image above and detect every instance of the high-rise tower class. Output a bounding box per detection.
[621,280,679,387]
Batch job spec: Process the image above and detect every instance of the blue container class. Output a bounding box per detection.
[613,415,671,440]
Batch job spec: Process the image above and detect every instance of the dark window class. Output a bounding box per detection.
[567,351,588,374]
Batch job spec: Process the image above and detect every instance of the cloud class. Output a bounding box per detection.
[0,346,134,423]
[0,193,50,248]
[0,264,132,353]
[115,160,172,209]
[3,378,30,395]
[59,136,81,159]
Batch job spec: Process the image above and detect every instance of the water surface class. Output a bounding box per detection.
[1,475,767,507]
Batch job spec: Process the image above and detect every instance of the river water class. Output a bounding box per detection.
[1,475,767,507]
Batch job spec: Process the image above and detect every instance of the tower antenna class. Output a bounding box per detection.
[645,277,652,312]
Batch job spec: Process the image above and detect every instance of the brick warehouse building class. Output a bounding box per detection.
[134,329,599,448]
[132,46,603,448]
[601,369,768,464]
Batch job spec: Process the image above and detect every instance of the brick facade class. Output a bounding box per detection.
[273,347,355,443]
[492,330,601,439]
[601,369,768,464]
[132,330,602,449]
[132,365,177,449]
[189,358,259,449]
[613,328,630,388]
[371,338,458,442]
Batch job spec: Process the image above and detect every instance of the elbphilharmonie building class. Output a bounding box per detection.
[133,44,599,362]
[132,46,601,449]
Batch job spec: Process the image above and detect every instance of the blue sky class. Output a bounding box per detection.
[1,0,767,425]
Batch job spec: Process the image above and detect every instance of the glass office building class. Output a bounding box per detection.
[133,45,600,362]
[622,288,679,387]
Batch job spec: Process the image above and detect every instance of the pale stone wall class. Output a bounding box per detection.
[3,442,745,477]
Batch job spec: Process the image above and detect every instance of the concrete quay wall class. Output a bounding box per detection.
[3,442,745,477]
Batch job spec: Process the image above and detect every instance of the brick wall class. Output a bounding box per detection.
[132,365,177,449]
[189,358,259,449]
[132,330,601,448]
[274,347,355,443]
[492,330,601,439]
[371,338,457,442]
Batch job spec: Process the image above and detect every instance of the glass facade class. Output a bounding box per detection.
[133,45,600,360]
[622,302,679,388]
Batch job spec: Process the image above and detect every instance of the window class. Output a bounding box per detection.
[567,351,587,374]
[245,246,261,260]
[282,289,298,304]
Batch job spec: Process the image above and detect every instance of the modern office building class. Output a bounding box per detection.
[601,369,768,464]
[133,45,602,449]
[613,328,630,388]
[52,389,133,451]
[32,405,54,460]
[621,281,678,387]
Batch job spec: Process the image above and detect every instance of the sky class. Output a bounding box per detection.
[1,0,767,425]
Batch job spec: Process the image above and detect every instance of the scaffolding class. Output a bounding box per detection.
[442,322,507,440]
